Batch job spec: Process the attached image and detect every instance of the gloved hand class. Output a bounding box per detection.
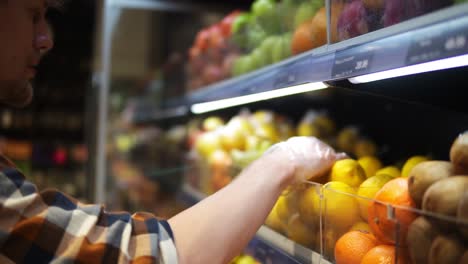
[262,137,346,185]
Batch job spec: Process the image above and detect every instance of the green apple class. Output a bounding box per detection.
[252,0,276,18]
[271,34,292,63]
[246,22,268,50]
[260,36,280,64]
[242,55,256,74]
[231,56,245,76]
[250,47,267,69]
[294,1,318,28]
[232,12,251,34]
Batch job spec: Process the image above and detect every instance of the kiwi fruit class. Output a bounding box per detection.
[408,161,454,207]
[422,176,468,230]
[457,190,468,240]
[428,235,464,264]
[450,131,468,174]
[407,216,439,264]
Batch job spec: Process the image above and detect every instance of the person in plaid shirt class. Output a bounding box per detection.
[0,1,345,263]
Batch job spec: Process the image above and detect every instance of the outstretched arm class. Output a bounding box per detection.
[169,137,343,264]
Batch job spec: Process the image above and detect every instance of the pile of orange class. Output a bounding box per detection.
[334,231,379,264]
[335,231,409,264]
[361,245,408,264]
[367,178,417,245]
[334,178,417,263]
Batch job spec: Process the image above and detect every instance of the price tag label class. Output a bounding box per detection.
[273,68,298,88]
[332,50,373,79]
[406,27,468,65]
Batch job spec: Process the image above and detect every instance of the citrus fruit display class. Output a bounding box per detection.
[287,213,316,248]
[401,155,429,177]
[361,245,408,264]
[334,230,380,264]
[368,178,417,245]
[354,139,378,158]
[265,199,285,234]
[357,174,394,220]
[349,221,372,233]
[358,156,383,178]
[275,191,299,225]
[330,159,367,188]
[322,181,361,232]
[297,184,321,226]
[376,166,401,178]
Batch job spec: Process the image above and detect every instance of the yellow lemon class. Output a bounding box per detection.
[356,174,394,220]
[376,166,401,178]
[265,201,285,234]
[401,155,429,177]
[276,192,299,224]
[202,116,224,131]
[321,226,342,258]
[358,156,383,178]
[322,181,361,231]
[297,185,322,226]
[314,115,336,137]
[195,131,223,158]
[297,121,320,137]
[287,213,316,247]
[252,110,275,125]
[330,159,367,187]
[337,127,359,153]
[354,139,378,158]
[350,221,372,233]
[255,123,280,142]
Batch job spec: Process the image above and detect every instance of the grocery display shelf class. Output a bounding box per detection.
[178,184,330,264]
[187,3,468,104]
[125,4,468,121]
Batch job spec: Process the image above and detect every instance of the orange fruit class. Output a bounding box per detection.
[361,245,408,264]
[291,7,327,55]
[368,178,417,246]
[334,230,379,264]
[291,18,315,55]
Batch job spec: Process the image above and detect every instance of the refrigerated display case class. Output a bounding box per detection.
[93,0,468,263]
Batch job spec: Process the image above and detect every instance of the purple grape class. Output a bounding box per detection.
[384,0,453,27]
[382,0,405,27]
[337,1,370,40]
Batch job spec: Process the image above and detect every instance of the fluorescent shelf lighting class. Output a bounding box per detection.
[349,54,468,84]
[191,82,328,114]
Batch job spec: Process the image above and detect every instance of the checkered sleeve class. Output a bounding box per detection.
[0,158,178,264]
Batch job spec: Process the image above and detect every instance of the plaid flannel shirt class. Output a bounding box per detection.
[0,155,178,263]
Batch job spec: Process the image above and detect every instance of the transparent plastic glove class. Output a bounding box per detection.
[263,137,347,184]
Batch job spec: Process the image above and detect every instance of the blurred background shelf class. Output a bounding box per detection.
[127,3,468,117]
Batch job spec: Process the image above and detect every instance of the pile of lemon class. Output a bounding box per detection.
[265,154,429,255]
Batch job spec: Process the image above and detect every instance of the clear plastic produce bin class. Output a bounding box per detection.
[263,178,468,264]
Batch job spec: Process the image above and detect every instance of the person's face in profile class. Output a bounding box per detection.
[0,0,54,107]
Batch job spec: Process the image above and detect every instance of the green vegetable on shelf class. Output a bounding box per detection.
[294,0,324,28]
[232,12,251,34]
